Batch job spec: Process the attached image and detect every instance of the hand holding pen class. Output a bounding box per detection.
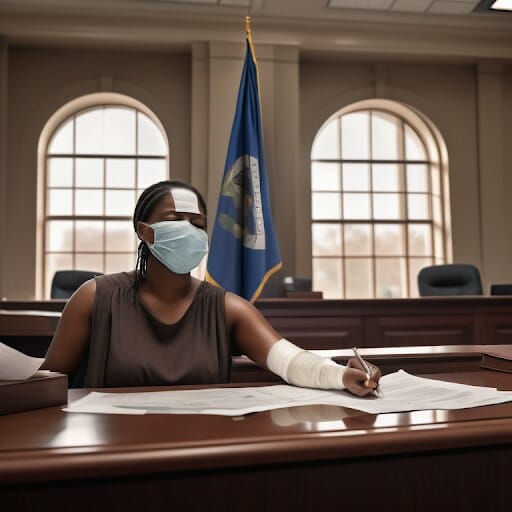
[342,347,382,397]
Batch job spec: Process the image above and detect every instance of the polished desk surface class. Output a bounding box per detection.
[1,367,512,484]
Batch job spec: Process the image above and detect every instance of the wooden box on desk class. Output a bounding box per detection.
[0,372,67,415]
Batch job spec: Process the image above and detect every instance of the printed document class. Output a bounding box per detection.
[65,370,512,416]
[0,341,44,380]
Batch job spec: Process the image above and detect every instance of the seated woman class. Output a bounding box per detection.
[43,180,380,395]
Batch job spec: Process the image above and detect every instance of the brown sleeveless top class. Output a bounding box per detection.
[83,272,231,387]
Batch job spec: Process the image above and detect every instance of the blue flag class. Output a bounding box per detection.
[206,36,282,302]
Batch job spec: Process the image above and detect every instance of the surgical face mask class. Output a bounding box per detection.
[146,220,208,274]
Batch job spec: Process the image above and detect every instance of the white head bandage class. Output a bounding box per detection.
[266,338,346,390]
[170,187,201,214]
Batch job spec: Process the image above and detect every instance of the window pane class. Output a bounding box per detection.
[104,107,136,155]
[137,112,167,156]
[106,190,135,216]
[48,189,72,215]
[343,193,370,219]
[372,163,401,192]
[345,258,373,298]
[75,253,104,273]
[371,111,400,160]
[406,164,429,193]
[48,118,74,154]
[313,258,342,299]
[312,223,342,256]
[312,192,341,220]
[76,158,103,188]
[75,189,103,215]
[342,111,369,160]
[106,253,136,274]
[374,224,405,256]
[408,224,432,256]
[311,118,339,159]
[408,193,430,219]
[46,220,73,252]
[75,221,104,251]
[106,159,135,188]
[137,159,167,188]
[373,193,402,220]
[106,221,136,252]
[45,254,73,298]
[376,258,406,298]
[76,108,103,154]
[342,163,369,191]
[311,162,340,191]
[47,158,73,187]
[409,257,433,297]
[344,224,371,256]
[405,125,427,160]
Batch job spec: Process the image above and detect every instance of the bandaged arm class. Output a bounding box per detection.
[266,338,346,390]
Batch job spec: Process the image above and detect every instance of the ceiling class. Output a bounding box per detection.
[0,0,510,60]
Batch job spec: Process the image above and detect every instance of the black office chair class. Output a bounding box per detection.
[417,264,483,297]
[50,270,103,299]
[282,276,312,294]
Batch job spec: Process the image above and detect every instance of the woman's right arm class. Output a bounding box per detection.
[41,279,97,375]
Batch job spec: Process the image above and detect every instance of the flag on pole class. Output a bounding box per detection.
[206,17,282,302]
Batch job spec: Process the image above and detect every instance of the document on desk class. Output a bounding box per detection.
[64,370,512,416]
[0,341,44,380]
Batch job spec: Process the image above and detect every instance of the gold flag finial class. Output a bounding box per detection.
[245,15,256,61]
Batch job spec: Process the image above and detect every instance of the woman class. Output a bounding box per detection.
[43,180,380,395]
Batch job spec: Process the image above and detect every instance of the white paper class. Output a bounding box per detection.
[0,341,44,380]
[64,370,512,416]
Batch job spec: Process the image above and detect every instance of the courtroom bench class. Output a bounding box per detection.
[2,297,512,357]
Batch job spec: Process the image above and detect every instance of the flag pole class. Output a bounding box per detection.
[245,16,256,61]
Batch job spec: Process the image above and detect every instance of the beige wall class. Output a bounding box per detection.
[2,46,191,299]
[299,58,511,293]
[0,43,511,298]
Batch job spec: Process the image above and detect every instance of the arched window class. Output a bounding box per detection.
[311,102,447,298]
[43,104,168,297]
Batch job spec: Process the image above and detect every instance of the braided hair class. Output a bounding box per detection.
[132,180,207,290]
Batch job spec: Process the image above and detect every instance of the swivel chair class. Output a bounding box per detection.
[417,264,483,297]
[50,270,103,299]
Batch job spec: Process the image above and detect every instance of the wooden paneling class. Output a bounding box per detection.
[2,297,512,355]
[364,315,475,347]
[255,297,512,349]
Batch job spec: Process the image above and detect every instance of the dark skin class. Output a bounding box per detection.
[43,189,381,396]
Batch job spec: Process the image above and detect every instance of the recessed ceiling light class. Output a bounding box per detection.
[490,0,512,10]
[474,0,512,11]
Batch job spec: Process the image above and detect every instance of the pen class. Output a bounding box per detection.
[352,347,380,394]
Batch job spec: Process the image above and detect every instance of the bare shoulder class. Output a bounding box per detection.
[63,277,97,316]
[224,290,256,321]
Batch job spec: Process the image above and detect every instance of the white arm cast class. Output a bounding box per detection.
[266,338,346,390]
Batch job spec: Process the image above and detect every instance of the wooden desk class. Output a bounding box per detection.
[231,344,507,382]
[1,364,512,511]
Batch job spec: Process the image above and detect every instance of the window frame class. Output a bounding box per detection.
[42,103,169,298]
[311,105,447,299]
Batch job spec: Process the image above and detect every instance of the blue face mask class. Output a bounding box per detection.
[147,220,208,274]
